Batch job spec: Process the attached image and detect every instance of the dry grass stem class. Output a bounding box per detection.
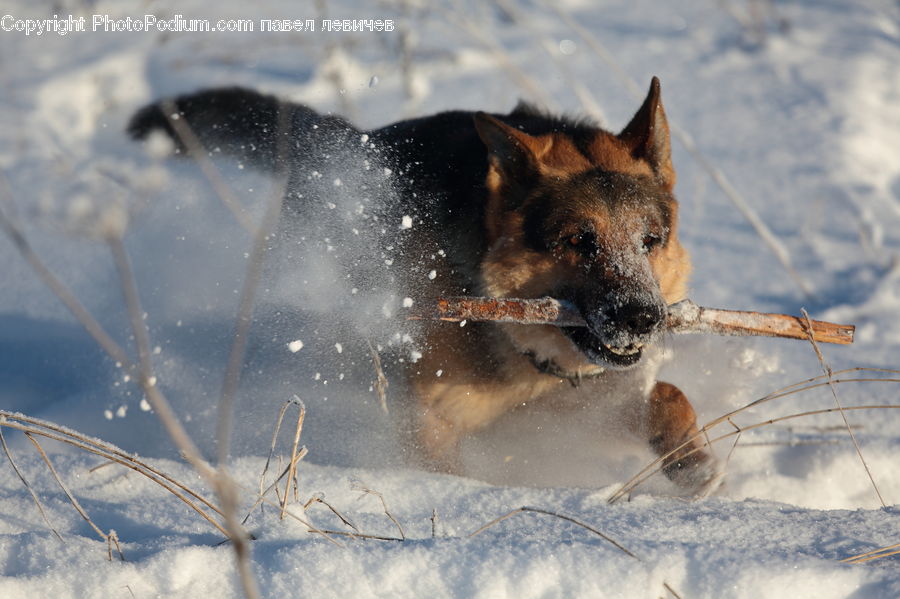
[107,236,213,480]
[1,411,227,536]
[158,100,255,234]
[179,98,291,599]
[467,504,685,598]
[238,484,343,547]
[0,422,63,542]
[664,581,685,599]
[352,482,406,540]
[215,477,258,599]
[0,193,134,373]
[608,369,900,503]
[243,458,301,525]
[88,462,116,474]
[161,86,302,599]
[155,100,295,597]
[468,506,637,557]
[242,397,309,525]
[316,529,404,542]
[1,174,221,519]
[800,309,885,507]
[722,419,743,470]
[842,542,900,564]
[305,495,360,534]
[107,530,124,562]
[246,397,298,523]
[24,432,125,560]
[236,402,342,545]
[280,401,307,519]
[367,340,390,413]
[215,99,290,468]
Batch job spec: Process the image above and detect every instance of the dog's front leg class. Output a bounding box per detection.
[414,374,547,474]
[411,324,554,474]
[638,381,724,496]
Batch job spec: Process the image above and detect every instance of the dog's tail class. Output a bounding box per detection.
[127,87,356,172]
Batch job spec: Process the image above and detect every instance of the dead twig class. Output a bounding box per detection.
[842,542,900,565]
[469,506,636,557]
[24,433,125,560]
[611,402,900,504]
[367,339,389,414]
[352,482,406,540]
[0,422,63,542]
[0,185,134,373]
[415,296,854,345]
[107,236,213,479]
[158,100,255,234]
[245,396,305,524]
[800,309,885,507]
[280,400,307,520]
[0,411,228,537]
[305,495,360,534]
[607,368,900,502]
[196,91,291,599]
[468,505,685,598]
[316,529,404,542]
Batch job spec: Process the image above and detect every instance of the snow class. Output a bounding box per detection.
[2,0,900,597]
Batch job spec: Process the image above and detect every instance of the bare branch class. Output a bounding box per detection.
[414,296,855,345]
[107,236,213,480]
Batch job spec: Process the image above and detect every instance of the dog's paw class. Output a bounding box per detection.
[663,451,725,498]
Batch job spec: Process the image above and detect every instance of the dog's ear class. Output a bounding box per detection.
[619,77,675,188]
[474,112,549,198]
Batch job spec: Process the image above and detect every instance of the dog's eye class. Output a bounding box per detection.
[561,232,598,257]
[641,234,661,253]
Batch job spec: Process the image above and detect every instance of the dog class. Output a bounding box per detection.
[128,77,722,495]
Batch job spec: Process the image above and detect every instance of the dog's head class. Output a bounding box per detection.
[475,78,690,370]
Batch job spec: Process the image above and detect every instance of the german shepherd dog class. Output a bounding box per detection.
[129,77,722,495]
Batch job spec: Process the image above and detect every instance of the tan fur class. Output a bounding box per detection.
[642,382,717,487]
[650,203,691,304]
[410,79,719,494]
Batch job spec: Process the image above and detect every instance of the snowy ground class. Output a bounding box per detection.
[2,0,900,597]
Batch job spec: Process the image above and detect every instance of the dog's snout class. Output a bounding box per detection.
[613,301,665,337]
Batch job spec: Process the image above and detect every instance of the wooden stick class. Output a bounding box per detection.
[413,297,854,345]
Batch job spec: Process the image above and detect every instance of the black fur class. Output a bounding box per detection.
[128,87,625,289]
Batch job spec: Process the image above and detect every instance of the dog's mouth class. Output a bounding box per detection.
[562,326,647,368]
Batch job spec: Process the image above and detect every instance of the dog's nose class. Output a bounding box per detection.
[614,301,664,336]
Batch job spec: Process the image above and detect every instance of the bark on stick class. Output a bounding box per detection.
[413,297,854,345]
